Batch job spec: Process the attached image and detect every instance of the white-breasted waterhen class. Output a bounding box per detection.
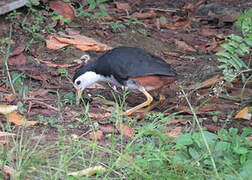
[73,46,177,116]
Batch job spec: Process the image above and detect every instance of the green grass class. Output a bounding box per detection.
[1,89,251,179]
[1,2,252,180]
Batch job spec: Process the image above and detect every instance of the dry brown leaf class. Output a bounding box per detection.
[205,124,218,133]
[49,0,75,21]
[183,0,205,9]
[245,136,252,141]
[200,28,218,37]
[99,123,116,133]
[30,90,49,97]
[46,33,112,52]
[163,127,182,138]
[0,131,16,144]
[159,18,191,30]
[3,94,17,102]
[190,74,222,90]
[88,112,111,119]
[89,130,103,140]
[116,123,134,137]
[115,2,131,11]
[7,112,38,126]
[40,60,77,68]
[174,39,196,52]
[10,44,25,57]
[2,164,20,179]
[163,51,180,57]
[8,53,26,66]
[68,165,106,176]
[177,104,216,114]
[46,35,69,49]
[235,107,251,120]
[0,104,18,114]
[132,10,156,19]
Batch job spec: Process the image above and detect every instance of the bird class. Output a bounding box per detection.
[73,46,177,116]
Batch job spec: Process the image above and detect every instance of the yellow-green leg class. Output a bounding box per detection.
[124,87,153,116]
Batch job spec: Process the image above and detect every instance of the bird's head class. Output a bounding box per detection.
[73,70,104,105]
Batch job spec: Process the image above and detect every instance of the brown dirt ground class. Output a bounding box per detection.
[0,0,251,142]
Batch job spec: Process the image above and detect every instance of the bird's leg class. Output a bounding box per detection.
[142,93,165,112]
[124,87,153,116]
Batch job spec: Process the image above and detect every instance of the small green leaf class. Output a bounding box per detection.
[234,147,248,154]
[212,116,218,122]
[87,0,96,10]
[228,34,243,42]
[240,154,247,164]
[216,51,231,59]
[244,38,252,46]
[221,43,235,53]
[215,141,230,152]
[189,147,200,160]
[176,133,193,146]
[159,16,167,24]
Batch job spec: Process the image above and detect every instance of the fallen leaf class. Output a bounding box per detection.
[30,90,49,97]
[116,123,134,137]
[10,44,25,56]
[190,75,222,90]
[88,112,111,119]
[174,39,196,52]
[40,60,77,68]
[68,165,106,176]
[0,131,16,146]
[49,0,75,21]
[183,0,205,9]
[8,53,26,66]
[2,164,20,179]
[163,127,182,138]
[176,104,216,114]
[7,112,38,126]
[0,104,18,114]
[200,28,218,37]
[115,2,131,11]
[99,123,116,133]
[235,107,251,120]
[46,33,112,52]
[3,94,17,102]
[132,10,156,19]
[163,51,180,57]
[205,124,218,132]
[89,130,103,140]
[245,136,252,141]
[159,18,191,30]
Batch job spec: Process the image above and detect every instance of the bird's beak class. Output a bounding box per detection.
[74,87,82,105]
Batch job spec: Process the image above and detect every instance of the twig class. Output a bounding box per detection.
[146,7,179,12]
[33,101,58,112]
[24,97,54,102]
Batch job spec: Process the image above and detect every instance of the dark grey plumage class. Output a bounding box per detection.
[73,46,177,84]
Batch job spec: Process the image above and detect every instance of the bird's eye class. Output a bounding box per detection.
[76,80,81,85]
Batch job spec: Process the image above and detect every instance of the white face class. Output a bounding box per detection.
[74,71,104,91]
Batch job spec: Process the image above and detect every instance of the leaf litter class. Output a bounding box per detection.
[0,0,251,178]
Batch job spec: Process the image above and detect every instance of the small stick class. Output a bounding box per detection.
[33,101,58,112]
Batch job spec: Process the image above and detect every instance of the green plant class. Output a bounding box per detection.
[2,24,16,95]
[12,72,29,99]
[174,127,252,179]
[86,0,109,17]
[216,8,252,83]
[109,21,126,32]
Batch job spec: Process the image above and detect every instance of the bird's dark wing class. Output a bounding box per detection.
[95,47,177,83]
